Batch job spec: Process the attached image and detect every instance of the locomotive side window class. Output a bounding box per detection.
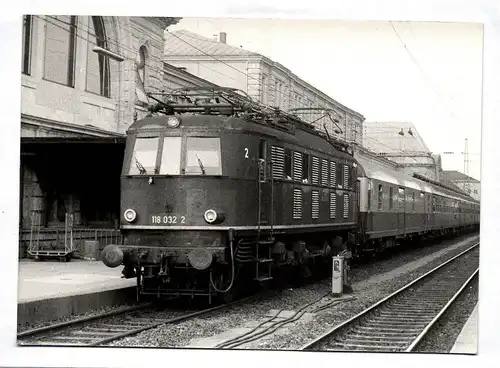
[302,153,309,183]
[311,156,320,185]
[271,146,285,179]
[343,164,349,188]
[312,190,320,219]
[330,192,336,219]
[336,162,343,188]
[185,137,222,175]
[329,161,336,187]
[343,194,349,218]
[159,137,182,175]
[129,136,159,175]
[293,152,302,182]
[377,184,383,210]
[285,148,292,180]
[293,189,302,219]
[321,159,329,186]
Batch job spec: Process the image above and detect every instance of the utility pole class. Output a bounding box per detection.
[463,138,470,194]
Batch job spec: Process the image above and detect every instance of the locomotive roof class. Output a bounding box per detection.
[356,154,479,205]
[128,114,355,161]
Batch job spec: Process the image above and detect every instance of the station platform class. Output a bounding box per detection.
[450,303,478,354]
[17,259,136,328]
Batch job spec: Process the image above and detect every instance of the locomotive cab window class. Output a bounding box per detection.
[129,136,160,175]
[159,137,182,175]
[185,137,222,175]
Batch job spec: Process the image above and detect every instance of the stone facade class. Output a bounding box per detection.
[362,121,442,181]
[164,30,365,145]
[441,170,481,201]
[22,15,180,136]
[19,16,179,246]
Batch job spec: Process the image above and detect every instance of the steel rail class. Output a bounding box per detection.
[216,294,355,349]
[17,302,154,338]
[300,242,479,351]
[405,267,479,352]
[17,295,258,347]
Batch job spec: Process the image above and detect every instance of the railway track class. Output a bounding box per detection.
[17,296,256,347]
[300,242,479,352]
[214,293,357,349]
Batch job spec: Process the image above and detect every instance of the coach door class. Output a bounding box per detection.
[398,187,406,234]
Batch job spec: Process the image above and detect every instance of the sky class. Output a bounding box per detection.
[167,18,483,180]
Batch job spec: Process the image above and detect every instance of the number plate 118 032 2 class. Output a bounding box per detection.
[151,215,186,224]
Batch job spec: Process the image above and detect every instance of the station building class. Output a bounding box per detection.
[19,15,219,257]
[163,30,365,145]
[441,171,481,201]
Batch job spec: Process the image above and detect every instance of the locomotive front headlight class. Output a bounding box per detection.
[124,209,137,223]
[166,116,180,128]
[204,209,217,224]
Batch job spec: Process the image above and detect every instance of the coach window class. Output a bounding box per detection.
[377,184,383,210]
[129,136,159,175]
[185,137,222,175]
[412,192,415,210]
[302,153,309,183]
[159,137,182,175]
[389,187,394,210]
[285,148,292,180]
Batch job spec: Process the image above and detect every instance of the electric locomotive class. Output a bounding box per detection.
[101,87,359,302]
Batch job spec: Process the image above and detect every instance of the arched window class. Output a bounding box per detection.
[135,45,149,106]
[86,16,110,97]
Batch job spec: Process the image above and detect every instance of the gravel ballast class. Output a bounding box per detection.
[101,233,479,350]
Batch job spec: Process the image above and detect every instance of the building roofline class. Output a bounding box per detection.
[164,31,365,120]
[163,62,219,87]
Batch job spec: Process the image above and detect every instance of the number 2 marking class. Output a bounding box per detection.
[244,148,249,158]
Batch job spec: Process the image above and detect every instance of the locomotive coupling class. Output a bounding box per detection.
[101,244,130,268]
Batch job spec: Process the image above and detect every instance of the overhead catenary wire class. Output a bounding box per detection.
[34,15,250,94]
[31,15,426,161]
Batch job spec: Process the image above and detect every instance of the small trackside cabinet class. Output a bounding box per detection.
[332,256,344,296]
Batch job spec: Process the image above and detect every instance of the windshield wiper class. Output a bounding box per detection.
[195,154,206,175]
[135,157,147,175]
